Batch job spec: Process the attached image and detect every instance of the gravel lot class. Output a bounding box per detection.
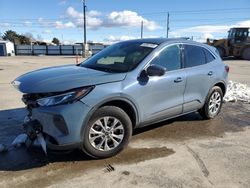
[0,56,250,188]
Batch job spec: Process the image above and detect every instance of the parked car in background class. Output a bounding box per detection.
[12,38,229,158]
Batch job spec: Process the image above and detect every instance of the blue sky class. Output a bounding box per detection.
[0,0,249,44]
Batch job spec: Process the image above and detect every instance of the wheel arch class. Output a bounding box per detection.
[81,97,139,136]
[214,82,226,96]
[99,99,138,128]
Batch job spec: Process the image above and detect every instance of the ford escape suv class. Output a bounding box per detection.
[12,38,228,158]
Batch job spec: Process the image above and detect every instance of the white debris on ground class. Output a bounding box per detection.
[224,80,250,103]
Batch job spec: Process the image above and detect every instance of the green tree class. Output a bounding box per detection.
[52,37,60,45]
[18,35,31,44]
[2,30,31,44]
[2,30,19,43]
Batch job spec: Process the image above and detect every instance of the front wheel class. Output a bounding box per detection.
[81,106,132,158]
[199,86,223,119]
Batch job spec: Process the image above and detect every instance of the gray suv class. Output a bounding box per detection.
[12,38,229,158]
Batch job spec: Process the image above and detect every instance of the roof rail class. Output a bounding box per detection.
[178,37,190,40]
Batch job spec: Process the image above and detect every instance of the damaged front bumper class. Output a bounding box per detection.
[25,101,91,151]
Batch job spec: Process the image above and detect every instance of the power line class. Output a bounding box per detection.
[139,7,250,16]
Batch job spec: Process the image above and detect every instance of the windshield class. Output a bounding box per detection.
[80,41,156,73]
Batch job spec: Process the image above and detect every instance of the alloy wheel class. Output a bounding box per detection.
[88,116,124,151]
[208,91,222,115]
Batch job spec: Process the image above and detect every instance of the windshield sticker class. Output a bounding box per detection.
[140,43,158,48]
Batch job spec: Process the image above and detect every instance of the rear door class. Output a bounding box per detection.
[182,44,215,112]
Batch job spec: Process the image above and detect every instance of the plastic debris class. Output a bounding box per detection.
[224,80,250,103]
[37,133,47,155]
[11,133,28,147]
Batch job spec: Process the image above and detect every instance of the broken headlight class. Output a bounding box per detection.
[37,87,93,107]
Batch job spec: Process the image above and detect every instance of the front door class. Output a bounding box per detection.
[136,44,186,124]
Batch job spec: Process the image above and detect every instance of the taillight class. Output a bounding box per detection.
[225,65,229,73]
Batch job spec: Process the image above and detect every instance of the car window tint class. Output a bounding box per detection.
[203,48,215,63]
[184,45,206,68]
[151,45,181,71]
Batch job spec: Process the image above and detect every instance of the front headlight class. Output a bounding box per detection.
[37,87,93,107]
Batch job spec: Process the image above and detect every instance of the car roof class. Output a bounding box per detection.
[119,37,191,45]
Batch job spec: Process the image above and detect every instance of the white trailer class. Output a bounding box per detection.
[0,41,15,56]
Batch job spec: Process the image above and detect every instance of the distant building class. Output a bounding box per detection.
[0,40,15,56]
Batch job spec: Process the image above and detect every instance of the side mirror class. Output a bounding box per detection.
[146,64,166,76]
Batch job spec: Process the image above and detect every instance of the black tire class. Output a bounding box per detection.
[241,47,250,60]
[81,106,132,159]
[199,86,223,119]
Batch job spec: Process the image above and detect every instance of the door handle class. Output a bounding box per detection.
[208,71,213,76]
[174,77,183,83]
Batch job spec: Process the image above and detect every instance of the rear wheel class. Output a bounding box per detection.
[81,106,132,158]
[241,47,250,60]
[199,86,223,119]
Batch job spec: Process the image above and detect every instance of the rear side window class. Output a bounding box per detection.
[150,44,181,71]
[203,48,215,63]
[184,45,206,68]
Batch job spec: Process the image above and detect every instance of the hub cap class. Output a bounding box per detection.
[209,91,221,115]
[88,116,124,151]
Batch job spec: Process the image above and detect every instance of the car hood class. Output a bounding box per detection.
[13,65,126,93]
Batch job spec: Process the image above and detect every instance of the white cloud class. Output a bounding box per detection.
[54,21,75,29]
[105,10,161,31]
[65,7,160,31]
[196,33,214,42]
[66,6,82,18]
[37,17,75,29]
[88,10,102,17]
[24,21,32,27]
[38,17,49,27]
[176,25,229,34]
[104,35,137,43]
[232,20,250,28]
[66,6,103,29]
[62,39,77,45]
[0,23,10,27]
[43,29,52,34]
[171,19,250,42]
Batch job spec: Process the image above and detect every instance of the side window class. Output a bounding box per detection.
[150,44,181,71]
[184,45,206,68]
[203,48,215,63]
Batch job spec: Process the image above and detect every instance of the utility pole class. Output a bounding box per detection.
[61,34,64,45]
[83,0,87,57]
[166,12,170,38]
[141,20,144,39]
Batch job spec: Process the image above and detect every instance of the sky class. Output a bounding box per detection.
[0,0,250,44]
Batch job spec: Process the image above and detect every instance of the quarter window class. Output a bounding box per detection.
[184,45,206,68]
[203,48,215,63]
[150,44,181,71]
